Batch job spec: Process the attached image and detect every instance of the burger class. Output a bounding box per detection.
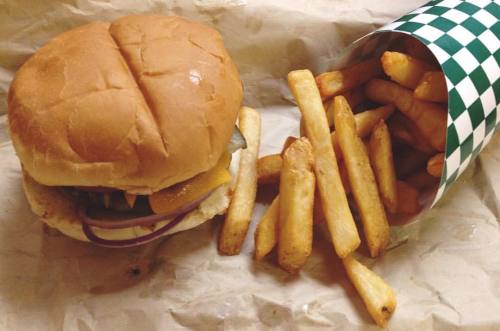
[7,15,245,247]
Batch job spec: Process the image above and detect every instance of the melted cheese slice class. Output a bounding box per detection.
[148,153,232,214]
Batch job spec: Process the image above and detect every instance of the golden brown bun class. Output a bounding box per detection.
[22,172,231,243]
[9,16,242,194]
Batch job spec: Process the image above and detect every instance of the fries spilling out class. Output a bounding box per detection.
[220,36,448,327]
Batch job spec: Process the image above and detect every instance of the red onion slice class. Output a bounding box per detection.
[79,208,173,229]
[81,213,185,248]
[78,189,215,248]
[79,190,214,229]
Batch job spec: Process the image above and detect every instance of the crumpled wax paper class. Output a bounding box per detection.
[0,0,499,330]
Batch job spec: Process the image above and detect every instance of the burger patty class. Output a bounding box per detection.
[64,135,242,219]
[66,188,151,214]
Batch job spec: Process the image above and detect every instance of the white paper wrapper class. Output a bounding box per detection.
[0,1,499,330]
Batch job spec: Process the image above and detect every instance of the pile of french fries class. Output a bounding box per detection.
[253,38,447,326]
[218,37,448,327]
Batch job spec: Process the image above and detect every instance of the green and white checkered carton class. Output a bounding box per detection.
[329,0,499,208]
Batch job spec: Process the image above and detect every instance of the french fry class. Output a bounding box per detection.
[365,79,447,151]
[405,170,440,191]
[396,181,421,214]
[326,87,365,127]
[278,138,315,273]
[331,104,395,158]
[403,36,437,65]
[394,147,429,179]
[254,195,280,260]
[389,115,417,146]
[280,136,298,157]
[350,105,395,138]
[288,69,360,258]
[326,102,335,129]
[312,161,350,226]
[343,86,365,111]
[381,51,436,89]
[316,58,382,99]
[312,161,349,226]
[300,118,307,137]
[256,138,299,185]
[362,138,371,157]
[388,113,435,155]
[313,189,325,224]
[342,255,397,327]
[257,154,282,185]
[339,160,351,194]
[369,120,398,214]
[333,96,390,257]
[414,71,448,103]
[219,107,261,255]
[323,99,331,112]
[427,153,444,178]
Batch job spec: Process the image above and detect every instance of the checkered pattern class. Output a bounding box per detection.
[376,0,500,205]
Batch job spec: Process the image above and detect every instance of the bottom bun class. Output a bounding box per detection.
[23,173,231,243]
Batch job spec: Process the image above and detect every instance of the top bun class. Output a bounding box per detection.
[8,15,243,194]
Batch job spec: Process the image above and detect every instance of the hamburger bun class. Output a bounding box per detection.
[9,15,243,194]
[22,171,232,242]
